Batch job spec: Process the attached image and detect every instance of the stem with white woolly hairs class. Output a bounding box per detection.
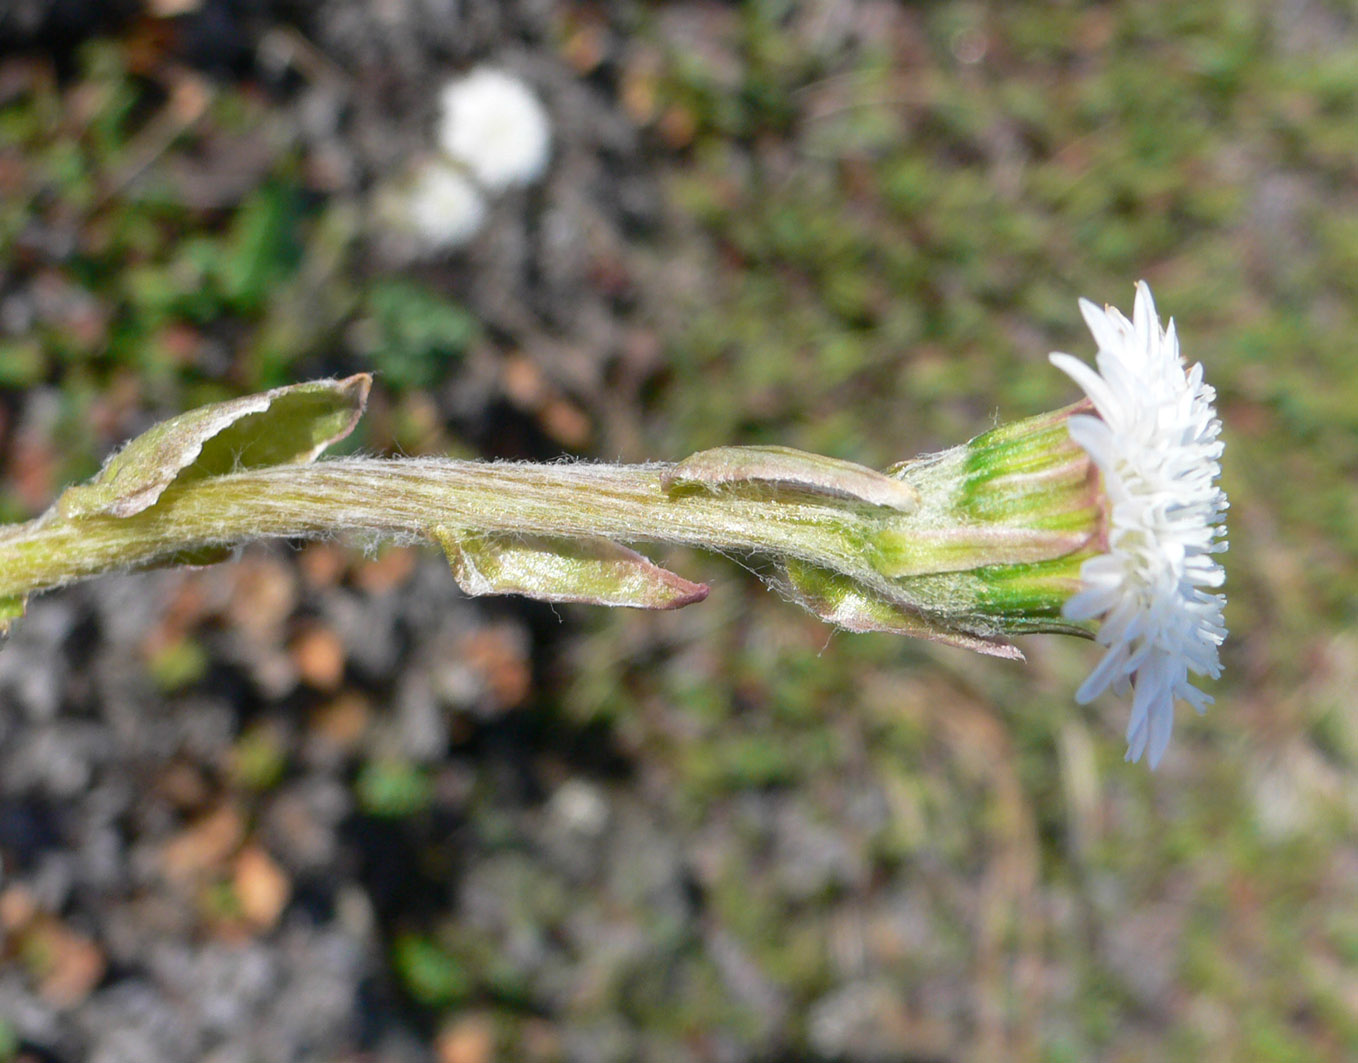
[0,457,880,598]
[0,374,1104,659]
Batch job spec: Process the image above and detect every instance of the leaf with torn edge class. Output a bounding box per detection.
[431,527,708,609]
[58,374,371,520]
[662,445,919,511]
[780,558,1022,659]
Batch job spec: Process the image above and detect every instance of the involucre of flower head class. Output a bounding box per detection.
[1049,282,1228,768]
[436,67,552,192]
[398,159,488,251]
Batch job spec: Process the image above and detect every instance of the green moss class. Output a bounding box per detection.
[393,934,475,1007]
[147,636,210,692]
[230,724,289,791]
[356,759,433,818]
[364,280,480,390]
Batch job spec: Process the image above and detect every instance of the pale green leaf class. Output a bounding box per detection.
[780,558,1022,659]
[432,527,708,610]
[58,374,371,519]
[663,445,919,511]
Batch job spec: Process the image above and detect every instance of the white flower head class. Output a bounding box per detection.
[1049,282,1228,768]
[398,158,488,251]
[436,67,552,192]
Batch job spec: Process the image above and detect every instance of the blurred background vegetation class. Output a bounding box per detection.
[0,1,1356,1061]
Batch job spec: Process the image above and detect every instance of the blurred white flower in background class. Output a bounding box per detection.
[397,159,488,251]
[436,66,552,192]
[1050,282,1228,768]
[378,66,551,255]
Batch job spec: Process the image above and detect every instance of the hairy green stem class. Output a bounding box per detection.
[0,457,893,600]
[0,392,1103,655]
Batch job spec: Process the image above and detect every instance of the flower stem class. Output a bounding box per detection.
[0,397,1105,656]
[0,457,888,601]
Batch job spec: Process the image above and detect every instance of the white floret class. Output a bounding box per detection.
[401,159,488,250]
[1049,282,1228,768]
[436,67,552,191]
